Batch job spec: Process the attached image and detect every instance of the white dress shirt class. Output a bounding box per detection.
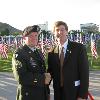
[59,39,68,57]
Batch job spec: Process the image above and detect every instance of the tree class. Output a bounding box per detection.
[13,32,21,36]
[0,28,10,36]
[80,23,99,34]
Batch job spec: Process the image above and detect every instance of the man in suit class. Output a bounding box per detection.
[12,25,51,100]
[47,21,89,100]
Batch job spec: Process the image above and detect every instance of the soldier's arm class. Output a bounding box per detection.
[45,53,53,97]
[12,51,42,86]
[47,52,53,82]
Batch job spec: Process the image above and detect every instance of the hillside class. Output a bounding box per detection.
[0,22,22,35]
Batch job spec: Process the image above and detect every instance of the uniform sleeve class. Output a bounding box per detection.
[78,44,89,99]
[46,53,53,95]
[12,51,44,86]
[47,53,53,78]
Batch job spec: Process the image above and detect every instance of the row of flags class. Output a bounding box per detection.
[39,33,99,59]
[0,36,22,59]
[69,33,100,45]
[0,33,99,59]
[38,33,99,59]
[69,32,98,59]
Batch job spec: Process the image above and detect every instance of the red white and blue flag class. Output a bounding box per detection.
[91,33,98,59]
[0,43,8,59]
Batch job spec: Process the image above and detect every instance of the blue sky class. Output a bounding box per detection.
[0,0,100,31]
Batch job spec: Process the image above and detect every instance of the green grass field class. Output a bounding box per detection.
[0,42,100,72]
[87,40,100,70]
[0,52,13,72]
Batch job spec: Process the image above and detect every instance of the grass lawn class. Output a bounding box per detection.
[0,43,100,72]
[87,42,100,70]
[0,52,13,72]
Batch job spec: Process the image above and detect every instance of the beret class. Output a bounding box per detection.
[23,25,40,36]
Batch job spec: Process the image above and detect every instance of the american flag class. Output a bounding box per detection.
[38,38,54,58]
[91,33,98,59]
[0,43,8,59]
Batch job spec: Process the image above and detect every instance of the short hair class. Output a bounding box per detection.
[23,25,40,36]
[53,21,68,32]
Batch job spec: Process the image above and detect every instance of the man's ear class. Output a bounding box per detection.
[23,36,28,44]
[23,36,28,40]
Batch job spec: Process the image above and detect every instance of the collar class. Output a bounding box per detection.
[28,46,36,52]
[61,39,68,50]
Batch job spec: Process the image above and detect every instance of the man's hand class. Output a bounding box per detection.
[44,73,51,85]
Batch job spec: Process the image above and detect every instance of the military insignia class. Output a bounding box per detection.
[67,49,71,53]
[34,78,38,83]
[25,92,29,96]
[29,51,31,53]
[30,57,37,67]
[15,53,18,58]
[16,61,22,68]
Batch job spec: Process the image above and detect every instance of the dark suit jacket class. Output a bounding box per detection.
[12,45,48,100]
[48,40,89,100]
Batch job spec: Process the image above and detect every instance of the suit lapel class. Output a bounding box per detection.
[53,45,60,66]
[64,40,72,64]
[52,41,73,66]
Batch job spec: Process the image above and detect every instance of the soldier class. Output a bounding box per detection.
[12,25,51,100]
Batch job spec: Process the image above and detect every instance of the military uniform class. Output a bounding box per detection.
[12,45,48,100]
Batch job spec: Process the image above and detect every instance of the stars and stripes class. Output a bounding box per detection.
[38,38,55,58]
[0,32,100,59]
[0,43,8,59]
[91,33,98,59]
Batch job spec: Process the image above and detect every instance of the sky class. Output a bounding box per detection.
[0,0,100,31]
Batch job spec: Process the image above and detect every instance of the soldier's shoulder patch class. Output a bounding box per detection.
[15,53,18,58]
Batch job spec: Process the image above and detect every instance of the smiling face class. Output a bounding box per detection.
[24,32,39,47]
[54,25,68,45]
